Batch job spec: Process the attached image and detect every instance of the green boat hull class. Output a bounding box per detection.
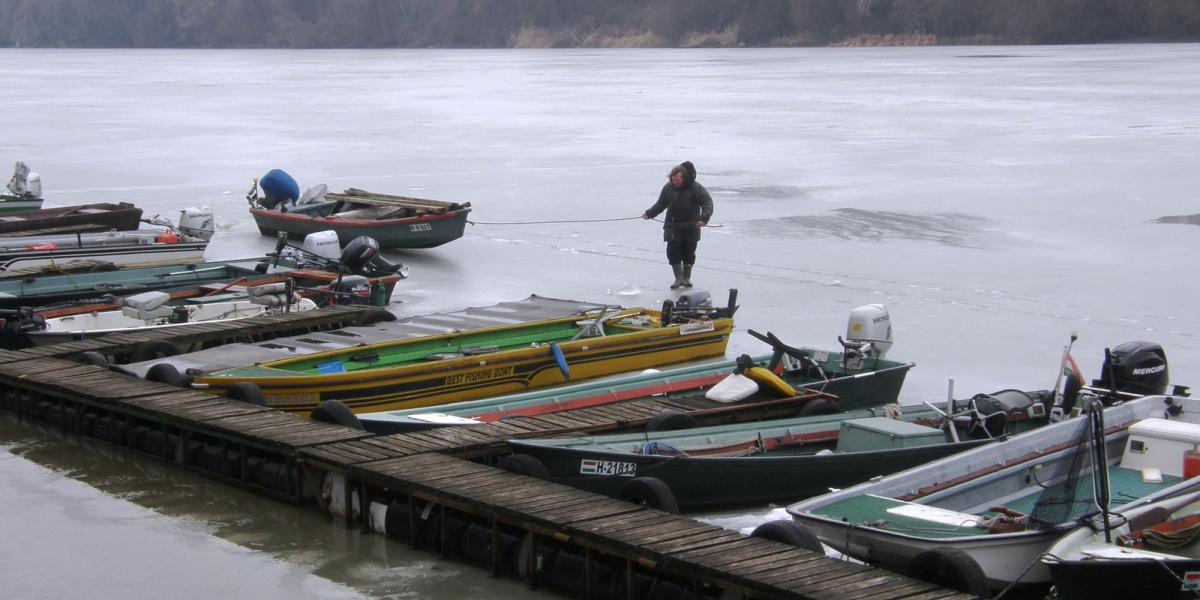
[250,201,470,249]
[0,195,44,215]
[360,350,915,434]
[509,406,997,512]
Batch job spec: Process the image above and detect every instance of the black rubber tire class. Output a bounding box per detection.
[355,309,396,326]
[750,520,824,553]
[645,410,698,433]
[145,363,186,387]
[224,382,268,406]
[310,400,364,430]
[496,454,550,479]
[796,397,840,417]
[617,477,680,514]
[130,340,181,362]
[906,547,992,598]
[77,351,110,369]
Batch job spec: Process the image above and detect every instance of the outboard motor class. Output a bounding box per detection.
[331,275,372,304]
[301,230,342,263]
[177,206,215,241]
[340,236,409,279]
[1,307,46,334]
[1093,341,1169,396]
[257,169,300,210]
[7,161,42,198]
[675,290,712,311]
[839,304,893,368]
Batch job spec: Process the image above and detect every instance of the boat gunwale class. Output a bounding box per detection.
[249,205,471,227]
[196,310,732,382]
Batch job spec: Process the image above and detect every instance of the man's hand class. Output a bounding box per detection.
[641,213,651,220]
[697,220,707,228]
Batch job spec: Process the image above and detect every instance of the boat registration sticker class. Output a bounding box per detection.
[580,459,636,477]
[1185,572,1200,591]
[409,223,433,232]
[678,321,716,336]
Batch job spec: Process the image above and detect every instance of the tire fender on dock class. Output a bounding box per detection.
[616,477,680,514]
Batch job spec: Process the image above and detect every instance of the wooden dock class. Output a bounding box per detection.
[0,305,974,600]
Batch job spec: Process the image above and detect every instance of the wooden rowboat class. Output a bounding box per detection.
[250,188,471,249]
[0,202,143,237]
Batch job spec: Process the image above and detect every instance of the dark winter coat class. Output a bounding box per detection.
[643,161,714,243]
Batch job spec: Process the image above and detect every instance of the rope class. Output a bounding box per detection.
[468,217,647,226]
[992,551,1051,600]
[467,216,723,227]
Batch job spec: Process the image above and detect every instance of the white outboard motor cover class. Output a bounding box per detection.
[846,303,893,359]
[178,206,215,241]
[302,230,342,262]
[24,171,42,198]
[120,291,174,320]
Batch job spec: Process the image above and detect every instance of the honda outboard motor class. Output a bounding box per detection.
[340,236,409,279]
[302,230,342,263]
[1093,341,1169,395]
[838,304,892,369]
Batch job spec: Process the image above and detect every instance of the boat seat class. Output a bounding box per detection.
[120,291,174,320]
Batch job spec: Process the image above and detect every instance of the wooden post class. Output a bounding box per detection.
[490,518,500,577]
[626,558,635,600]
[407,496,418,548]
[584,547,593,600]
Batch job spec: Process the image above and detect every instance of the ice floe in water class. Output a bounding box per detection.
[737,208,988,248]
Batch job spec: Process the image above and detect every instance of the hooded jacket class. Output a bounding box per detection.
[643,161,714,243]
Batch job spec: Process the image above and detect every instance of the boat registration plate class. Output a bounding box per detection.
[1186,572,1200,591]
[409,223,433,232]
[678,321,716,336]
[580,459,636,477]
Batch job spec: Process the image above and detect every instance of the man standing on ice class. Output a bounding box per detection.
[642,161,713,290]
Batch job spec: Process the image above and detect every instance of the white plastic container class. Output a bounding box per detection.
[704,373,759,403]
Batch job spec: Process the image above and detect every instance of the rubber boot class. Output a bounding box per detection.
[669,263,685,289]
[682,264,694,288]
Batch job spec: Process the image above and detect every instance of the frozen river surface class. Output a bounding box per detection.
[1,44,1198,598]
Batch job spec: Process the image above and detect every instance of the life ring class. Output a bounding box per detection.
[750,520,824,553]
[616,477,680,514]
[906,546,991,597]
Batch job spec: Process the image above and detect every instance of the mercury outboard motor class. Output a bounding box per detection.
[340,236,409,279]
[1092,341,1169,395]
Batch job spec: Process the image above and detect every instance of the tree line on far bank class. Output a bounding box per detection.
[2,0,1198,48]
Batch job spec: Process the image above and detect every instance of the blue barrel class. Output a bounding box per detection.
[259,169,299,208]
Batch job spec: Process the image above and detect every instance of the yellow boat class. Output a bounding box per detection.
[191,305,733,414]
